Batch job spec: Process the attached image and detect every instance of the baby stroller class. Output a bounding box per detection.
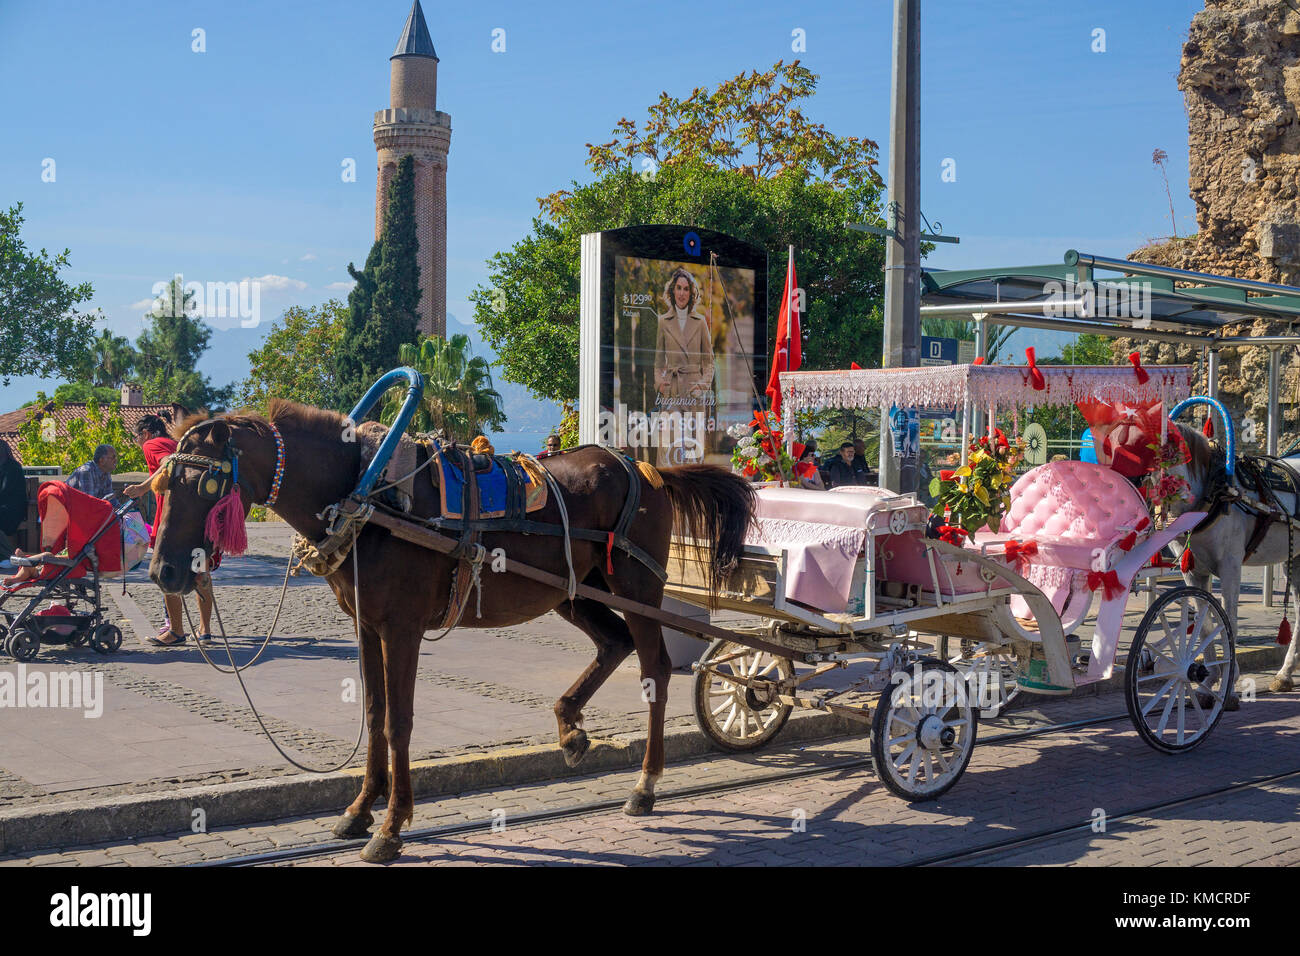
[0,481,149,661]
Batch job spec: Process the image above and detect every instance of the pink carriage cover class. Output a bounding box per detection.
[976,461,1150,618]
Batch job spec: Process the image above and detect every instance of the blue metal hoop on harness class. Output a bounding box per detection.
[348,367,425,499]
[1170,396,1235,481]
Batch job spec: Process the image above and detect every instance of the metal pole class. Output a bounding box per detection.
[1266,346,1282,607]
[1207,349,1219,401]
[1067,249,1300,302]
[879,0,921,494]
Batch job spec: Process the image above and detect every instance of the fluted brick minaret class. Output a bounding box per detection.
[374,0,451,338]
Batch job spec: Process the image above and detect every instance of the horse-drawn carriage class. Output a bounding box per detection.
[665,362,1238,799]
[149,362,1246,861]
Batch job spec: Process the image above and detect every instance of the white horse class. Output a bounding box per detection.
[1168,422,1300,694]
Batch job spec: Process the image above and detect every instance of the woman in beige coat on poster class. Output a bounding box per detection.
[654,268,714,400]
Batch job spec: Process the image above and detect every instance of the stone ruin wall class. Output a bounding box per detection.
[1119,0,1300,453]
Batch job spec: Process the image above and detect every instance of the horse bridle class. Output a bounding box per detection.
[164,420,286,508]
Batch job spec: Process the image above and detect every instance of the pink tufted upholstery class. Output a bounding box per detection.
[974,461,1151,621]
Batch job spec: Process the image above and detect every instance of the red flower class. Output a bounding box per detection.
[993,427,1009,450]
[940,470,955,481]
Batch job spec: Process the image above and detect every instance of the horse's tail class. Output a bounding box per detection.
[657,464,756,604]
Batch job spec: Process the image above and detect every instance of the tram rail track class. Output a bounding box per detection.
[204,709,1133,867]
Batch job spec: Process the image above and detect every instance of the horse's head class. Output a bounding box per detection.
[1164,421,1224,519]
[149,414,276,594]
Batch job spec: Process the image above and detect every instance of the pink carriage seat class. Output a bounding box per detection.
[753,486,901,529]
[973,461,1151,621]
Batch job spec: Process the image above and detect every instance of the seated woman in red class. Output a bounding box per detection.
[2,481,124,586]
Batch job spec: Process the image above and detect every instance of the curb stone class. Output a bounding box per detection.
[0,643,1285,857]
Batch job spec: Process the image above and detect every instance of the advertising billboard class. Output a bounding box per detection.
[579,226,768,467]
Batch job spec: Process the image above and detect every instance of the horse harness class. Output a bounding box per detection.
[1192,451,1300,563]
[348,441,667,630]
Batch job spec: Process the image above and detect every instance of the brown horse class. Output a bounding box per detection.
[148,399,754,862]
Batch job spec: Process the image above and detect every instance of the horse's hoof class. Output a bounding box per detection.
[1223,693,1241,712]
[1270,676,1294,693]
[359,832,402,863]
[561,729,590,768]
[623,790,655,816]
[331,811,373,840]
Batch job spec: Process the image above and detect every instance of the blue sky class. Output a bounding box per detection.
[0,0,1203,411]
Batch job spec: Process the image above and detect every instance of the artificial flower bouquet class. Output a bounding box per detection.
[727,411,795,482]
[928,428,1024,536]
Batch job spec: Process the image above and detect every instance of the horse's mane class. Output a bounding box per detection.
[170,399,344,445]
[1176,421,1229,494]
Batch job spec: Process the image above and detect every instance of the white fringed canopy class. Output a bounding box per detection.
[779,364,1193,424]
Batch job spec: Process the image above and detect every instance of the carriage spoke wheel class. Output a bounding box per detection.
[1125,586,1235,754]
[942,638,1023,718]
[871,660,977,801]
[693,639,794,752]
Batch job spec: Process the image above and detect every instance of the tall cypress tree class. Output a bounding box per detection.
[336,154,423,410]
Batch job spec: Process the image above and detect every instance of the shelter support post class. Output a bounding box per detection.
[1266,346,1282,607]
[972,314,986,438]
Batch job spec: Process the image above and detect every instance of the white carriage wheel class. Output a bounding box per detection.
[692,639,794,753]
[871,660,978,801]
[942,640,1023,718]
[1125,586,1235,754]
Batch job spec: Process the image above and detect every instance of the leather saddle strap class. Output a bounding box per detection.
[440,443,484,629]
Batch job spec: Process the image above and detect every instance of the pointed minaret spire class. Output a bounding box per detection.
[375,0,451,338]
[392,0,437,60]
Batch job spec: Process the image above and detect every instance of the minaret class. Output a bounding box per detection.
[373,0,451,338]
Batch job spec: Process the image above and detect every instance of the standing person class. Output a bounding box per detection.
[66,444,118,499]
[0,440,27,562]
[122,414,216,647]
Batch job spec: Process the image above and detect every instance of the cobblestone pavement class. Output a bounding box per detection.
[0,522,1293,816]
[2,669,1293,867]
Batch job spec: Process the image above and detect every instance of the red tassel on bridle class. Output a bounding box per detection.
[1180,547,1194,573]
[205,486,248,557]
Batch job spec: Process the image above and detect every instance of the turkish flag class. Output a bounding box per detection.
[765,247,801,418]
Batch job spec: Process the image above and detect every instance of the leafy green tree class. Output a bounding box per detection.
[134,277,231,410]
[16,399,145,474]
[26,383,120,407]
[338,155,422,408]
[380,333,505,441]
[470,61,888,405]
[0,202,98,383]
[1059,333,1116,365]
[238,300,349,410]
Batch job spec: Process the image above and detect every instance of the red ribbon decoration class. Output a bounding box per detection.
[1087,569,1124,600]
[1025,347,1045,390]
[1004,539,1038,569]
[606,532,616,575]
[936,525,968,545]
[850,361,862,370]
[1128,351,1150,385]
[1117,531,1137,552]
[1135,515,1151,532]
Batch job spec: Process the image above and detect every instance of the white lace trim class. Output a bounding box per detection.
[747,516,866,558]
[778,365,1193,427]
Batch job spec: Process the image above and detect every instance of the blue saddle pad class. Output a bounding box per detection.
[437,451,525,519]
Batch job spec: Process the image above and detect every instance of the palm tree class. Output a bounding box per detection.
[380,333,506,441]
[89,328,137,387]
